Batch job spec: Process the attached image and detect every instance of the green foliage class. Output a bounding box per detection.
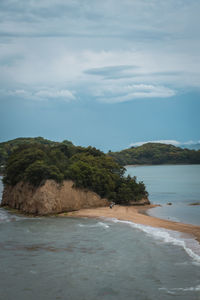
[24,161,63,186]
[108,143,200,165]
[3,142,148,204]
[0,137,73,170]
[67,153,121,199]
[3,145,47,186]
[3,144,68,186]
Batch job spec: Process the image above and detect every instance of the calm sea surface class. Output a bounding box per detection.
[126,165,200,226]
[0,170,200,300]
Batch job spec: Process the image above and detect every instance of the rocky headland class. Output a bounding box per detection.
[1,180,150,215]
[1,142,150,215]
[1,180,110,215]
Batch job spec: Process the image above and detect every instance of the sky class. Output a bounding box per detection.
[0,0,200,152]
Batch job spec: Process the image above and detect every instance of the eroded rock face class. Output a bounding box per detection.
[129,198,150,206]
[1,180,109,215]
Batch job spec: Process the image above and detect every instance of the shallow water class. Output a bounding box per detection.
[126,165,200,225]
[0,175,200,300]
[0,211,200,300]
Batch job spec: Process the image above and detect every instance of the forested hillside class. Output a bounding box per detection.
[3,143,147,204]
[0,137,73,172]
[108,143,200,165]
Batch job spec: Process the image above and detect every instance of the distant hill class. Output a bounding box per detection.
[108,143,200,165]
[180,143,200,151]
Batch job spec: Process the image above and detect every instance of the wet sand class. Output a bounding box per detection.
[64,205,200,243]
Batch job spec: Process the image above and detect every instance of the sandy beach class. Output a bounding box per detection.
[64,205,200,243]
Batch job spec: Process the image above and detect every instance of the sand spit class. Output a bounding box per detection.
[63,205,200,243]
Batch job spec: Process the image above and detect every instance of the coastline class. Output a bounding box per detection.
[125,163,200,168]
[63,205,200,244]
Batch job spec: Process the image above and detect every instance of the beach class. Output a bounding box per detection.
[65,205,200,243]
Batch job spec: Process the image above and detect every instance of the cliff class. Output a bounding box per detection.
[1,180,109,215]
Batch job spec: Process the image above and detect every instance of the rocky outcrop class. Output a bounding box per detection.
[1,180,109,215]
[129,198,150,206]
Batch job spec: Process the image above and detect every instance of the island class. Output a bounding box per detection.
[108,142,200,165]
[1,142,149,215]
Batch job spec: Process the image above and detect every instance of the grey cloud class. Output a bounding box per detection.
[85,65,139,79]
[85,66,181,80]
[1,0,199,41]
[0,54,23,66]
[0,0,199,104]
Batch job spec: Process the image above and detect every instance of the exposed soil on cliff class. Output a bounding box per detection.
[1,180,109,215]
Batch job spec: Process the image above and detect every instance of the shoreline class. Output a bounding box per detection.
[62,205,200,244]
[125,163,200,168]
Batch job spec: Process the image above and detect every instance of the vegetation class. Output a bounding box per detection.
[0,137,74,174]
[3,143,148,204]
[108,143,200,165]
[1,138,200,171]
[0,137,55,169]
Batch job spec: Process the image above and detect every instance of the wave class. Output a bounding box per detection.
[78,221,110,229]
[0,208,19,223]
[107,218,200,263]
[159,284,200,293]
[0,208,36,223]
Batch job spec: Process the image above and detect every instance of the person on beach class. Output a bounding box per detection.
[110,202,115,209]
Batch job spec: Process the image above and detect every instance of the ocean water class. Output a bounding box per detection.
[0,175,200,300]
[126,165,200,226]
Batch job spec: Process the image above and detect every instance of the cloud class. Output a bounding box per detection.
[130,140,181,147]
[181,140,200,145]
[84,65,138,79]
[35,89,75,100]
[3,88,75,101]
[92,84,175,103]
[0,0,199,40]
[129,140,200,147]
[0,0,200,104]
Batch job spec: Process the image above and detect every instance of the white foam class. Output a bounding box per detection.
[78,221,110,229]
[97,222,110,229]
[0,209,21,223]
[106,218,200,263]
[0,208,34,223]
[0,210,10,223]
[159,288,176,295]
[180,285,200,292]
[30,270,37,275]
[159,284,200,293]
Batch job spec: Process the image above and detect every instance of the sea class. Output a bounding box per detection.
[0,165,200,300]
[125,164,200,226]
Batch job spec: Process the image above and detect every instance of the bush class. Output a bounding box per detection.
[24,161,63,186]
